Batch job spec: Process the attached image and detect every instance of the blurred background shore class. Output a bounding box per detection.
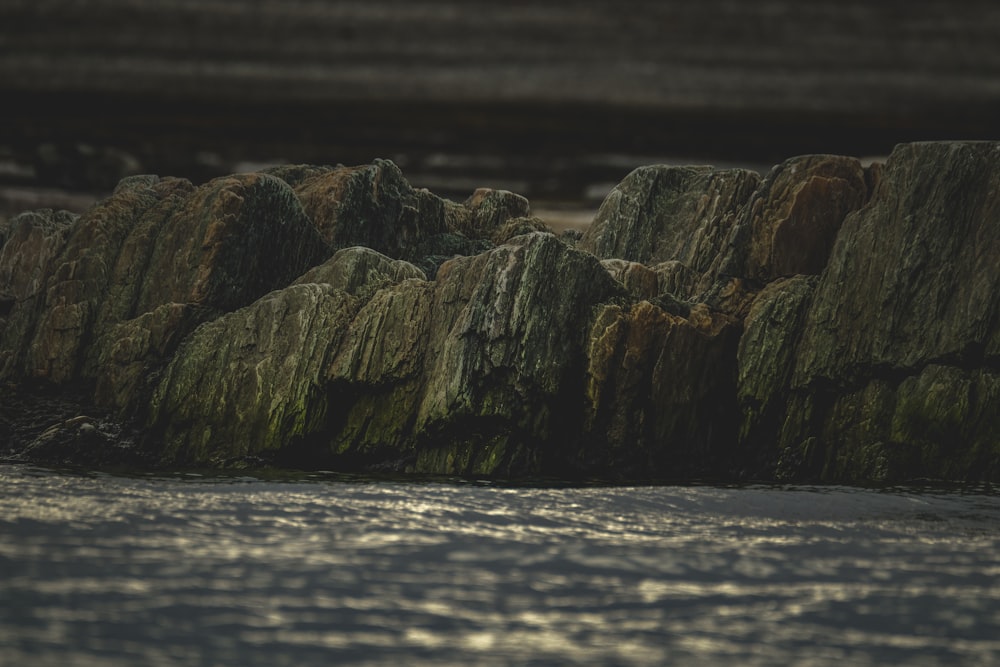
[1,0,998,227]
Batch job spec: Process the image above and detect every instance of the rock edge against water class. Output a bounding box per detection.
[2,143,999,483]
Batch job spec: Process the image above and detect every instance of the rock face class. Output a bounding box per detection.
[777,142,1000,481]
[2,144,999,483]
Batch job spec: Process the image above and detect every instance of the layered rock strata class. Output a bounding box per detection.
[1,142,998,483]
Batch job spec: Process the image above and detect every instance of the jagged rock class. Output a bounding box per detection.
[1,180,165,382]
[579,165,761,298]
[736,276,817,473]
[0,209,77,303]
[491,216,550,245]
[290,160,515,276]
[718,154,870,284]
[1,171,330,391]
[292,159,449,256]
[145,232,634,474]
[774,141,1000,482]
[457,188,532,239]
[263,163,338,188]
[148,248,426,465]
[650,260,699,299]
[293,246,426,297]
[329,232,627,476]
[583,300,741,478]
[93,302,214,412]
[148,283,360,465]
[409,233,494,279]
[795,142,1000,382]
[600,259,660,300]
[0,209,77,348]
[3,146,999,483]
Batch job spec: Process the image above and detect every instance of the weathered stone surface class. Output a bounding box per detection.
[579,165,761,295]
[1,180,166,382]
[583,300,741,478]
[141,232,637,474]
[722,155,870,284]
[131,173,328,315]
[291,160,515,278]
[0,209,77,304]
[3,145,1000,483]
[769,142,1000,482]
[293,246,426,298]
[491,216,550,245]
[262,163,337,189]
[736,276,817,473]
[329,232,627,476]
[293,159,449,256]
[149,283,359,465]
[599,259,660,300]
[458,188,532,240]
[408,233,493,280]
[93,302,214,412]
[795,142,1000,385]
[2,171,331,395]
[0,209,77,358]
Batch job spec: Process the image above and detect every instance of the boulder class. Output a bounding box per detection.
[579,165,761,299]
[719,155,871,284]
[583,300,741,478]
[1,171,331,403]
[328,232,627,476]
[775,142,1000,482]
[148,283,361,465]
[292,159,449,255]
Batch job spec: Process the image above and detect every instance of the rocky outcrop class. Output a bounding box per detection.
[773,142,1000,481]
[3,144,999,483]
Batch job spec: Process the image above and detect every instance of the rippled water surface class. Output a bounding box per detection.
[1,465,999,666]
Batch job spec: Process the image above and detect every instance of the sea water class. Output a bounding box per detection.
[1,464,998,666]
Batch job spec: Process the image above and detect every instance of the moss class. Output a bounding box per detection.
[413,431,534,478]
[891,365,971,445]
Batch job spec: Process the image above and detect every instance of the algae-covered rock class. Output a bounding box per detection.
[144,232,632,474]
[3,146,1000,483]
[149,283,359,465]
[329,232,627,476]
[736,276,817,472]
[93,302,215,412]
[775,142,1000,482]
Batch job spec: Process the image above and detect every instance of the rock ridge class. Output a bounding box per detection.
[2,142,998,483]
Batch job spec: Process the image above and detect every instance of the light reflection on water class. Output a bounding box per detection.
[1,465,999,666]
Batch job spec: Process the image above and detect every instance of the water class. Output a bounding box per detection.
[1,465,998,666]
